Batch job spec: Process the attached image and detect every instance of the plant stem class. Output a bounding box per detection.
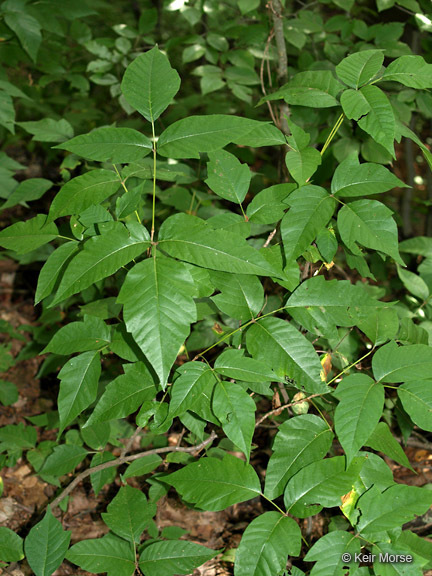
[321,113,344,156]
[50,431,217,509]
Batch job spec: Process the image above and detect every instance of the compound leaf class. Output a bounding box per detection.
[57,350,101,435]
[358,85,395,157]
[139,541,218,576]
[336,50,384,89]
[66,533,135,576]
[381,55,432,89]
[234,512,301,576]
[48,169,121,221]
[0,214,58,254]
[337,199,403,264]
[55,127,152,163]
[246,317,326,393]
[159,213,281,277]
[281,186,335,261]
[102,485,156,543]
[121,46,181,122]
[25,507,71,576]
[332,156,406,197]
[372,341,432,383]
[50,223,150,305]
[212,381,256,461]
[164,453,261,511]
[398,381,432,432]
[264,414,333,499]
[334,374,384,466]
[205,149,251,204]
[85,362,157,426]
[118,255,197,388]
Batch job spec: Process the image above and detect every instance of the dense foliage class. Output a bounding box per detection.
[1,0,432,574]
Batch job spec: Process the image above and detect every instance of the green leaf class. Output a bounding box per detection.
[118,255,196,388]
[356,484,432,537]
[157,115,269,159]
[372,541,424,576]
[90,452,117,496]
[139,540,218,576]
[336,50,384,89]
[57,351,101,435]
[340,88,371,120]
[122,453,162,479]
[284,456,364,518]
[35,241,78,304]
[334,374,384,466]
[0,423,37,453]
[246,317,327,393]
[304,531,361,576]
[234,512,301,576]
[337,199,403,264]
[55,127,152,163]
[246,184,294,224]
[281,186,335,260]
[358,85,395,158]
[395,531,432,570]
[400,236,432,258]
[121,46,180,122]
[0,379,18,406]
[264,414,333,499]
[285,147,322,185]
[0,527,24,562]
[169,362,218,418]
[44,316,110,355]
[0,91,15,133]
[0,214,58,254]
[50,223,150,305]
[366,421,414,470]
[397,266,429,301]
[372,341,432,382]
[48,169,121,221]
[2,178,52,210]
[261,70,343,108]
[4,9,41,62]
[212,381,256,460]
[381,55,432,89]
[233,122,286,147]
[24,507,71,576]
[209,270,264,322]
[205,149,251,204]
[18,118,74,142]
[66,533,135,576]
[159,213,281,277]
[286,276,389,336]
[214,348,283,383]
[85,362,157,426]
[102,485,156,543]
[332,156,407,197]
[41,444,88,476]
[357,307,399,346]
[164,453,261,511]
[398,381,432,432]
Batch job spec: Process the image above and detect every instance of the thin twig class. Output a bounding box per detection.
[50,432,217,510]
[120,426,143,458]
[255,393,324,426]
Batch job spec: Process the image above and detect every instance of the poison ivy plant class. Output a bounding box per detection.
[1,1,432,575]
